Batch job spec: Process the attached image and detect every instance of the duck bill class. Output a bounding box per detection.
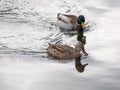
[81,22,86,29]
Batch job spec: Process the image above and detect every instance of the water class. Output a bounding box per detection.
[0,0,120,90]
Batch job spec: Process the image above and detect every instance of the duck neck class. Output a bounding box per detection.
[75,46,81,52]
[73,48,81,59]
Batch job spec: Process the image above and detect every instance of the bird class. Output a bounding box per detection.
[57,13,86,30]
[46,42,88,59]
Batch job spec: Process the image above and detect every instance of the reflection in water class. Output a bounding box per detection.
[58,22,92,37]
[75,56,88,73]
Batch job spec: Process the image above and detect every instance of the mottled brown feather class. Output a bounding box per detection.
[47,42,85,59]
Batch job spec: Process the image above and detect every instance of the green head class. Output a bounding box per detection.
[77,15,86,29]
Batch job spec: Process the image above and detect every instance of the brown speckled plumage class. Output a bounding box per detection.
[46,42,86,59]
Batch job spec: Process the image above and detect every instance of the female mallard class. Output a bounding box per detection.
[57,13,86,30]
[46,42,88,59]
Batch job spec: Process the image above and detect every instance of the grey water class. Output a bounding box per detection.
[0,0,120,90]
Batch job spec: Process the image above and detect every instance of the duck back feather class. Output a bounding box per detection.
[57,13,78,30]
[47,43,82,59]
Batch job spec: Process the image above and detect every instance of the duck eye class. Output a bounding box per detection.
[82,19,85,22]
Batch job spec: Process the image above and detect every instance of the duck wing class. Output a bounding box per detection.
[52,44,74,53]
[47,44,75,59]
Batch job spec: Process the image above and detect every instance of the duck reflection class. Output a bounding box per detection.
[75,56,88,73]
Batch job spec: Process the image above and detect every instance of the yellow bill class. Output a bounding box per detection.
[81,22,86,29]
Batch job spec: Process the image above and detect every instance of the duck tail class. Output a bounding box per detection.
[57,13,61,19]
[48,43,51,45]
[46,43,51,50]
[48,43,53,47]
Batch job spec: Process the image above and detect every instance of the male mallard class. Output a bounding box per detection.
[57,13,86,30]
[46,42,88,59]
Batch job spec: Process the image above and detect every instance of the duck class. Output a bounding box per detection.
[75,56,88,73]
[57,13,86,30]
[46,42,88,59]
